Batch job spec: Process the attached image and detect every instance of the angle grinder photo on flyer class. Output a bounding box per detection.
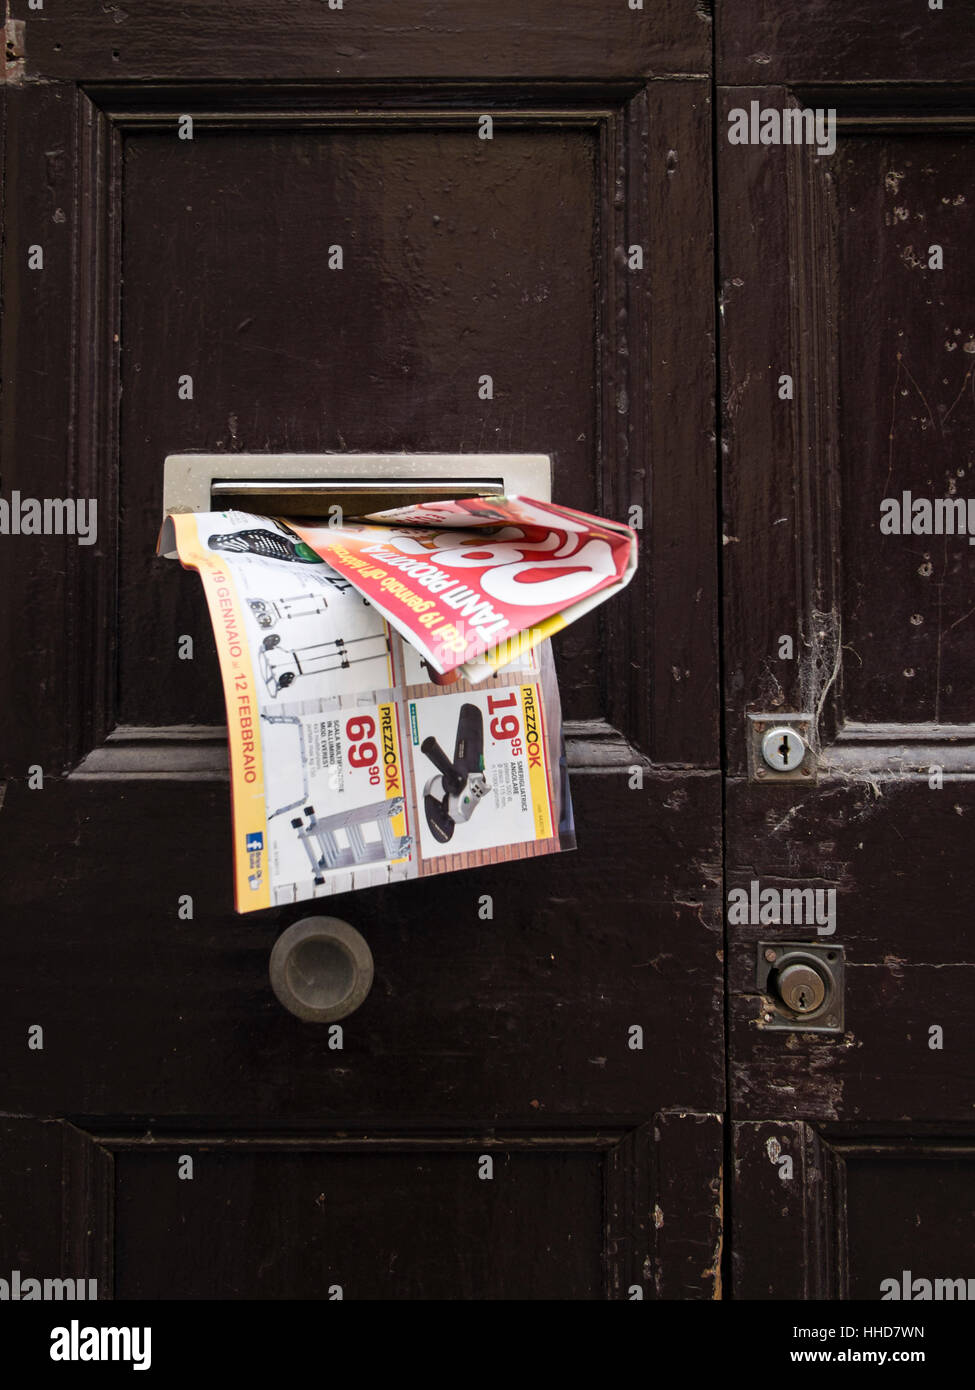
[157,496,636,912]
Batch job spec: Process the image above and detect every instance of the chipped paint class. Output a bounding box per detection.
[734,1052,844,1121]
[2,17,26,85]
[701,1168,724,1299]
[899,245,929,272]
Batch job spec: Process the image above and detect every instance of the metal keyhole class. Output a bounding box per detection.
[776,962,827,1015]
[761,725,807,772]
[755,943,843,1032]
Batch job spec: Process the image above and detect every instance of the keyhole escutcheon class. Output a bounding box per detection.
[761,725,808,773]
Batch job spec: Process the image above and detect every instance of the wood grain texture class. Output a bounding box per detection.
[0,1115,721,1300]
[720,67,975,1287]
[718,85,835,775]
[605,1115,725,1300]
[0,767,723,1124]
[719,92,975,770]
[832,131,975,725]
[19,2,712,83]
[113,1142,608,1299]
[727,775,975,961]
[643,78,720,765]
[733,1123,975,1300]
[61,1122,114,1293]
[0,85,80,775]
[732,1121,841,1299]
[728,774,975,1121]
[649,1111,724,1298]
[731,961,975,1124]
[0,1117,65,1277]
[841,1144,975,1299]
[718,1,975,85]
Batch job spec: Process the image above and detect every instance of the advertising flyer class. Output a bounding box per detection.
[158,509,575,913]
[287,494,637,681]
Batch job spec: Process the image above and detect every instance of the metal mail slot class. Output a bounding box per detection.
[162,453,552,521]
[209,477,505,518]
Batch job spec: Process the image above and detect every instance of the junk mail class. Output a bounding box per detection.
[157,495,636,913]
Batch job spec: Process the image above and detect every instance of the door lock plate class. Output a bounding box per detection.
[747,713,817,782]
[161,453,552,525]
[755,942,844,1033]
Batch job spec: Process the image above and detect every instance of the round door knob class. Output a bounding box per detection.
[269,916,373,1022]
[776,962,826,1014]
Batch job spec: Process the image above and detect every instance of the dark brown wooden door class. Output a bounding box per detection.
[719,6,975,1298]
[0,5,721,1298]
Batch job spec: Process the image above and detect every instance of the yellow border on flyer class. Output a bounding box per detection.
[378,700,409,853]
[168,513,271,912]
[479,615,567,675]
[520,683,554,841]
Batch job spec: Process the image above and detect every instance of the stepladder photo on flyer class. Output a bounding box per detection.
[158,508,586,912]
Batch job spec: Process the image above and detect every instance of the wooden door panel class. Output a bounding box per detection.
[1,9,720,1298]
[15,2,711,85]
[728,776,975,1124]
[118,116,601,729]
[734,1122,975,1301]
[2,80,718,773]
[720,53,975,1295]
[720,96,975,766]
[0,85,82,769]
[0,1119,66,1281]
[842,1147,975,1300]
[115,1144,611,1300]
[0,772,722,1124]
[0,1114,721,1301]
[833,133,975,726]
[722,90,975,1110]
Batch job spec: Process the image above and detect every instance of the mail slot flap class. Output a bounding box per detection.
[209,477,505,518]
[163,453,552,519]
